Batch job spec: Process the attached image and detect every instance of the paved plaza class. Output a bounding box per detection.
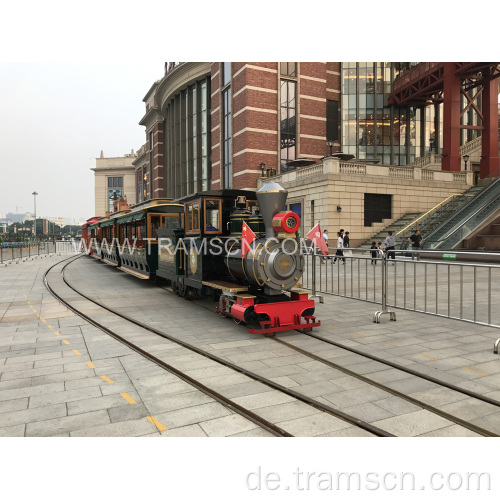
[1,254,500,437]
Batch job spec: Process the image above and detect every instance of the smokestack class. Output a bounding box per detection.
[256,182,288,238]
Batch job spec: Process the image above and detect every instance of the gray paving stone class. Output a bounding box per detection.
[253,401,319,424]
[155,402,233,429]
[0,403,67,428]
[0,382,64,402]
[26,410,111,437]
[317,426,375,437]
[108,403,150,423]
[70,418,154,437]
[0,424,26,437]
[372,409,453,436]
[278,412,352,437]
[159,424,207,437]
[0,397,29,414]
[143,391,213,414]
[67,392,137,415]
[199,413,260,437]
[29,386,103,408]
[419,425,481,437]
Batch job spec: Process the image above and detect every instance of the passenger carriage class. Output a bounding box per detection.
[115,199,183,280]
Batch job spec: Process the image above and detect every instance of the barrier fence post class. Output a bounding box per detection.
[309,251,324,303]
[0,246,3,264]
[373,249,396,323]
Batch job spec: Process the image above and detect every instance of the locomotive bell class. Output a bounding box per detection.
[256,182,288,238]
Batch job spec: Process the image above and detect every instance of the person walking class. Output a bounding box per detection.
[333,231,345,264]
[384,231,396,265]
[343,231,352,260]
[408,230,422,260]
[370,241,378,264]
[321,229,329,264]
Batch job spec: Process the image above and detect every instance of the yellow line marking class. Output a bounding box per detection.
[47,325,53,329]
[384,343,398,347]
[62,340,70,345]
[100,375,114,384]
[463,367,488,376]
[27,301,31,304]
[352,332,366,338]
[36,314,40,317]
[327,325,338,328]
[121,393,137,404]
[72,349,82,356]
[54,331,61,336]
[146,416,168,432]
[41,319,46,323]
[86,361,96,369]
[418,353,438,360]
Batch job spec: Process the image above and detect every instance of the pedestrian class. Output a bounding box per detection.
[408,230,422,260]
[333,231,345,264]
[384,231,396,265]
[321,229,329,265]
[370,241,378,264]
[343,231,352,260]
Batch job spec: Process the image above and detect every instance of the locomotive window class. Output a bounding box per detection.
[186,200,200,234]
[204,198,221,233]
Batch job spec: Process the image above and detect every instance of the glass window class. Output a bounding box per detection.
[186,200,200,233]
[222,62,231,86]
[222,88,232,188]
[280,80,296,172]
[280,62,297,77]
[204,199,221,232]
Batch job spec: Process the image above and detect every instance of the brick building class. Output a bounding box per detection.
[135,62,342,200]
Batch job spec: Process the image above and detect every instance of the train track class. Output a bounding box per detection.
[57,256,500,437]
[270,335,500,437]
[45,255,396,437]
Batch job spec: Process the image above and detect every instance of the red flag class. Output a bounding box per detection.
[241,221,256,258]
[306,223,329,256]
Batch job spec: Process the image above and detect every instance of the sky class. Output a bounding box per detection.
[0,61,162,223]
[0,0,487,225]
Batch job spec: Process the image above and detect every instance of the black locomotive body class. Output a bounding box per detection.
[156,182,320,335]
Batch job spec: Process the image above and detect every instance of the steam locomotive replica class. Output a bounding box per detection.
[82,182,320,335]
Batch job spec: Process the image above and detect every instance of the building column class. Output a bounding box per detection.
[480,74,500,178]
[441,63,461,172]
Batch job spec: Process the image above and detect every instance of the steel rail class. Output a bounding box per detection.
[43,256,292,438]
[272,337,497,437]
[59,257,395,437]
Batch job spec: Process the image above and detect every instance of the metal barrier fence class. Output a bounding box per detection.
[302,247,500,330]
[0,239,79,264]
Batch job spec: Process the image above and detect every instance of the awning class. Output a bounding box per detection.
[132,211,146,221]
[100,219,115,227]
[116,211,146,224]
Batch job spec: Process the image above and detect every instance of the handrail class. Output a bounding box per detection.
[395,193,461,238]
[427,176,500,248]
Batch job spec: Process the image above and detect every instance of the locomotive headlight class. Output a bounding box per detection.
[272,211,300,233]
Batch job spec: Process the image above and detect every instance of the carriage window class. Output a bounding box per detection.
[136,218,146,240]
[150,216,160,239]
[204,199,221,233]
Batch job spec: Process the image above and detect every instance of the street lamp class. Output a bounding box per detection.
[32,191,38,238]
[260,162,266,177]
[463,154,470,171]
[327,140,334,156]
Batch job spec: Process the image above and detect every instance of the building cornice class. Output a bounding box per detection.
[156,62,212,115]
